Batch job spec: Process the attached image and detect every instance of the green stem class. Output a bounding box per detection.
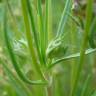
[21,0,46,81]
[70,19,78,96]
[71,0,93,95]
[45,0,48,49]
[26,0,45,68]
[37,0,46,65]
[26,0,40,57]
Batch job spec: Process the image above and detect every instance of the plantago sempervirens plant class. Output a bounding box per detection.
[1,0,96,96]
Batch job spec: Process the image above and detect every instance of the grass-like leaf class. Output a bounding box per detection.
[56,0,71,37]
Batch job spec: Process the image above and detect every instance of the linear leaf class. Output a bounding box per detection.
[56,0,71,37]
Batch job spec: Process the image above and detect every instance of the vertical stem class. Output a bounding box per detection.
[45,0,48,50]
[37,0,46,66]
[71,0,93,95]
[21,0,45,80]
[70,21,77,95]
[45,72,53,96]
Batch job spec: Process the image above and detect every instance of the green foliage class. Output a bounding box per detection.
[0,0,96,96]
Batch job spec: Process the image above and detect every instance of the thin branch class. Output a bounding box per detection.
[48,48,96,69]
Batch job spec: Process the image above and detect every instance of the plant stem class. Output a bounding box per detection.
[71,0,93,95]
[21,0,46,81]
[70,19,78,96]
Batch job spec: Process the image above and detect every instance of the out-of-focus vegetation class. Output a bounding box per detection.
[0,0,96,96]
